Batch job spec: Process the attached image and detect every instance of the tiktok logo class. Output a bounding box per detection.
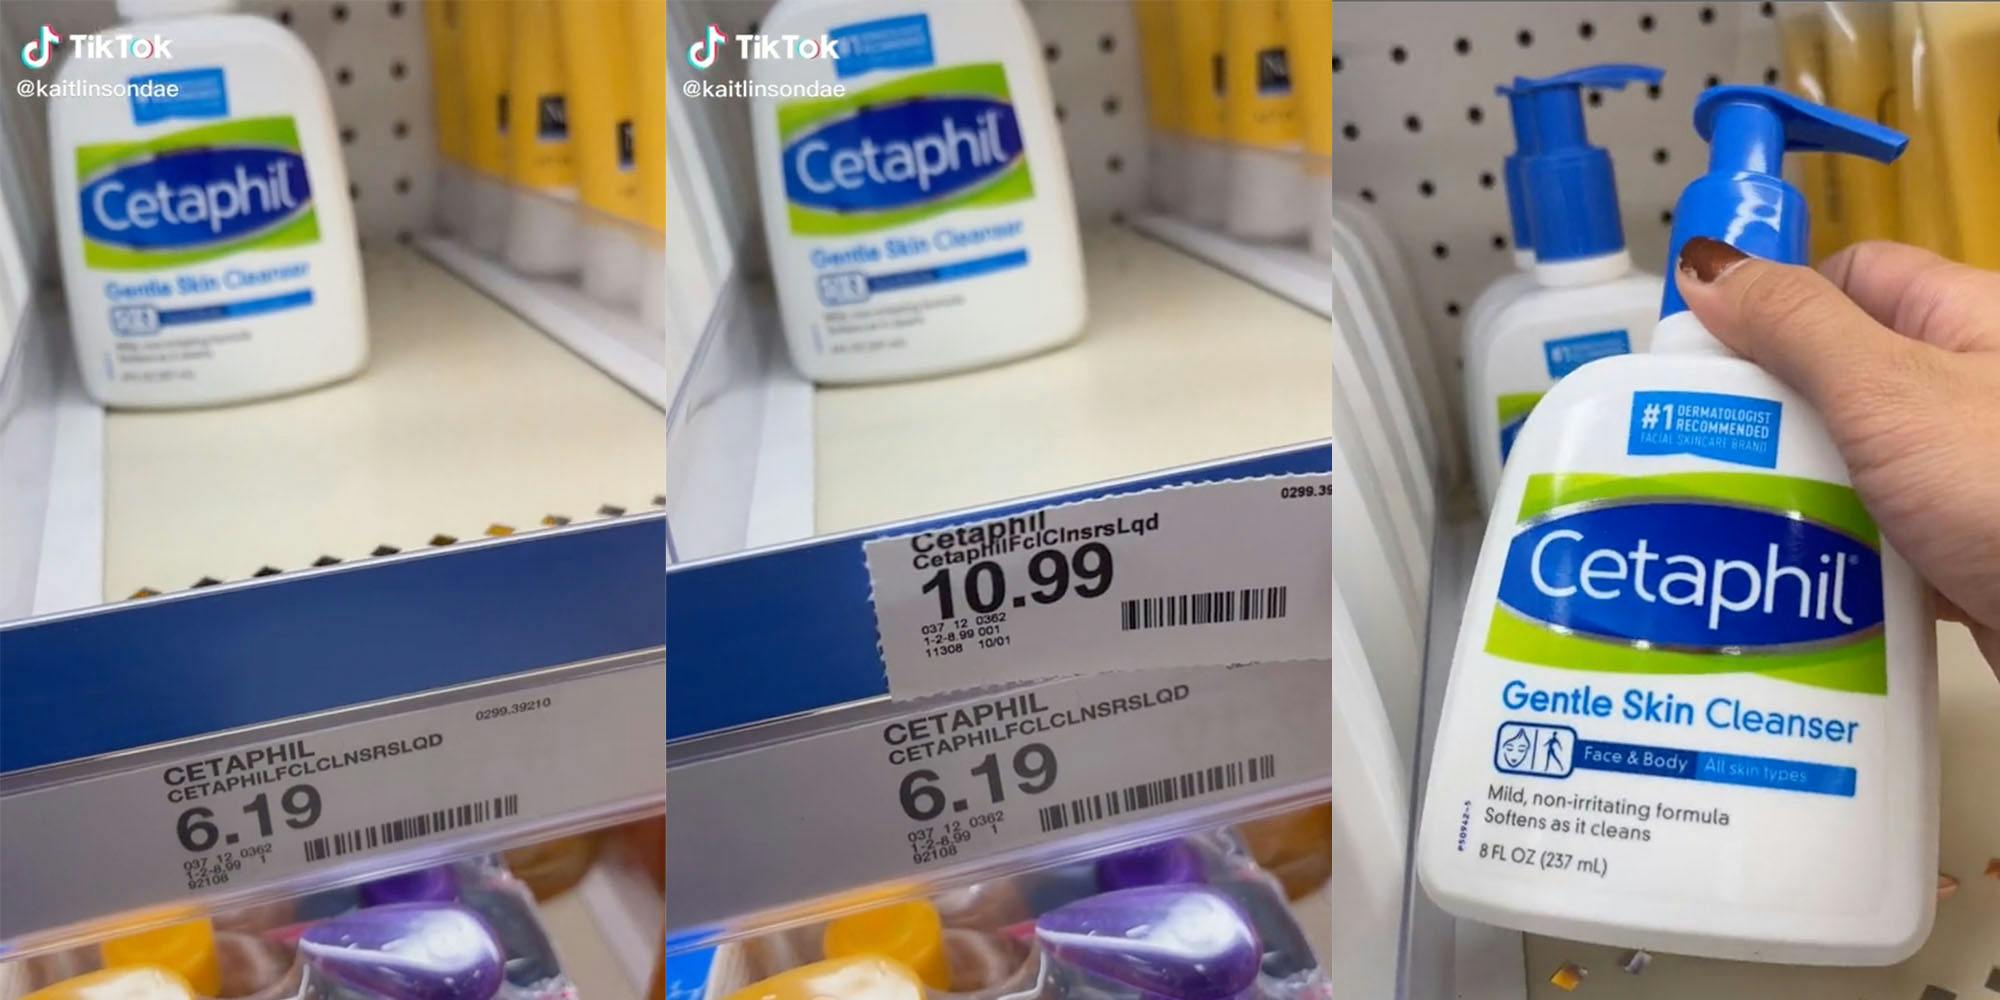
[20,24,59,70]
[686,24,726,70]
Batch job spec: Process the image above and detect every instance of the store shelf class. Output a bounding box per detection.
[813,226,1332,534]
[98,247,666,601]
[1126,214,1334,319]
[1518,623,2000,1000]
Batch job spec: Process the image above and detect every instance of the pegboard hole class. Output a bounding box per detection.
[396,229,412,243]
[1760,1,1776,15]
[1331,55,1343,73]
[390,60,407,81]
[1491,234,1508,251]
[1342,122,1360,141]
[1467,105,1484,124]
[1358,188,1376,204]
[340,126,356,145]
[1098,34,1115,54]
[1404,114,1423,133]
[331,3,348,23]
[1587,90,1603,108]
[392,120,409,139]
[1699,5,1717,25]
[276,8,292,26]
[1106,155,1124,175]
[1418,179,1436,198]
[1639,12,1657,32]
[1431,242,1450,260]
[387,0,405,16]
[1478,171,1496,189]
[1653,148,1671,165]
[1764,66,1780,85]
[1648,83,1663,100]
[1453,37,1471,55]
[1578,21,1595,39]
[1445,301,1462,318]
[1705,73,1722,88]
[1055,104,1067,123]
[335,67,353,87]
[1391,45,1408,64]
[1044,42,1060,63]
[395,176,412,195]
[1660,210,1674,226]
[1102,96,1120,116]
[1516,28,1534,47]
[348,183,360,200]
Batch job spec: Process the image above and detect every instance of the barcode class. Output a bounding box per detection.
[1037,754,1276,833]
[1119,586,1288,631]
[303,794,519,863]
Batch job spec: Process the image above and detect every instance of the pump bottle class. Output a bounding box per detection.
[1459,83,1547,436]
[1467,66,1664,508]
[1419,86,1936,965]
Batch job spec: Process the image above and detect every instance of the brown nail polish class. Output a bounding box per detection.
[1678,236,1749,283]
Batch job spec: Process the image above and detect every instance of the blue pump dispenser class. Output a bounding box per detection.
[1658,85,1907,318]
[1498,84,1540,259]
[1512,64,1665,264]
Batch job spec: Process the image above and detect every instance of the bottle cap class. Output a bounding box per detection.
[822,901,950,990]
[1659,85,1907,317]
[100,920,220,997]
[1511,64,1665,264]
[25,967,199,1000]
[117,0,237,19]
[723,957,926,1000]
[1094,840,1207,891]
[359,865,459,906]
[1498,84,1541,257]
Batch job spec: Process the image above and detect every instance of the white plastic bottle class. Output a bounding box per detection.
[747,0,1087,383]
[1466,65,1664,508]
[1418,86,1936,965]
[48,0,367,408]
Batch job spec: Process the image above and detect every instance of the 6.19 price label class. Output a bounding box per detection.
[898,744,1058,866]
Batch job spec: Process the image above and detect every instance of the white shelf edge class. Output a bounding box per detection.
[418,236,673,410]
[1127,214,1332,318]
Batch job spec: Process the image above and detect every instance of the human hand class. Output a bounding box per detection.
[1675,237,2000,679]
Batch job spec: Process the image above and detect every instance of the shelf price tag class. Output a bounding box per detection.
[863,475,1335,698]
[0,661,661,950]
[666,660,1331,935]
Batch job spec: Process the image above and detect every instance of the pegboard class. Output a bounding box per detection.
[1331,0,1783,374]
[0,0,441,252]
[700,0,1154,226]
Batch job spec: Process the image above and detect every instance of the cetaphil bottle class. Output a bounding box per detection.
[1418,86,1937,965]
[1459,81,1548,452]
[48,0,367,408]
[1467,65,1665,509]
[746,0,1087,383]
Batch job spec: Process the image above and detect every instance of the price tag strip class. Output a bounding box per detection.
[665,660,1331,938]
[864,475,1335,698]
[0,655,663,953]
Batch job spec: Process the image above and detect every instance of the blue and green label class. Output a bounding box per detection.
[779,64,1032,236]
[1543,328,1630,378]
[78,116,319,270]
[1628,390,1782,468]
[1496,391,1544,462]
[1487,472,1886,693]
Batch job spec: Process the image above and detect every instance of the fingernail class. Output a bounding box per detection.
[1678,236,1749,284]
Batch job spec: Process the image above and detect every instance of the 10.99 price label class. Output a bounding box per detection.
[864,476,1334,697]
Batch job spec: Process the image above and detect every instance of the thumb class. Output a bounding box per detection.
[1673,236,1937,427]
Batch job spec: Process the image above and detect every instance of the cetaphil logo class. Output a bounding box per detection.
[1496,499,1885,650]
[777,64,1029,236]
[1484,472,1891,694]
[21,25,60,69]
[77,117,319,269]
